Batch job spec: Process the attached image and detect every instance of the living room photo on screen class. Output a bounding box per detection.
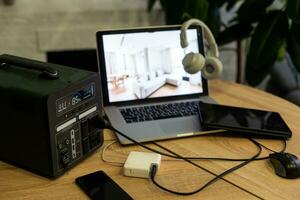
[102,29,204,103]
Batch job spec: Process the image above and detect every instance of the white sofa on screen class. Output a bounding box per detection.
[132,70,182,99]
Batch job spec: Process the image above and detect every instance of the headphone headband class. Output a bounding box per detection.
[180,19,219,58]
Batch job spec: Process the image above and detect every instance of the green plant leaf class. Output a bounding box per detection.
[206,1,221,37]
[287,25,300,73]
[226,0,240,11]
[216,23,253,45]
[159,0,167,10]
[245,10,289,86]
[286,0,300,21]
[158,0,184,24]
[183,0,209,22]
[237,0,274,23]
[147,0,157,12]
[217,0,228,7]
[277,44,286,61]
[291,22,300,45]
[157,0,209,24]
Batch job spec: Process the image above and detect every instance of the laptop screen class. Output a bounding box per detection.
[96,26,208,105]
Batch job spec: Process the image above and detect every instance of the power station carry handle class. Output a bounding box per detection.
[0,54,59,79]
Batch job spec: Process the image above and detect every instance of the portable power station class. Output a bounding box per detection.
[0,54,103,178]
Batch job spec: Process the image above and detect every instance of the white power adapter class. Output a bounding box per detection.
[123,151,161,178]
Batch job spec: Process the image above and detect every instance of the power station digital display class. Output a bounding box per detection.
[56,83,95,115]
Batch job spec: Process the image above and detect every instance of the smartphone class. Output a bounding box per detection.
[199,102,292,139]
[75,171,133,200]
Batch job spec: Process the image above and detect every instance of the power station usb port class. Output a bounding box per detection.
[81,121,88,138]
[80,89,93,100]
[82,93,92,100]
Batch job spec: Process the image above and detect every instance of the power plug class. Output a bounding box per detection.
[123,151,161,178]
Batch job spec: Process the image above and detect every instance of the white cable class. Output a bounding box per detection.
[101,140,124,167]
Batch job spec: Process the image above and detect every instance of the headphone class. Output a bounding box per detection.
[180,18,223,79]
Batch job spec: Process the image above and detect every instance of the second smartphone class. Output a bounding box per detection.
[75,170,133,200]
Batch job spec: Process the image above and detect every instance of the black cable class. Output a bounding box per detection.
[103,119,286,161]
[149,138,262,196]
[106,123,239,160]
[254,139,287,153]
[150,141,263,198]
[99,119,286,196]
[238,139,287,162]
[106,124,187,159]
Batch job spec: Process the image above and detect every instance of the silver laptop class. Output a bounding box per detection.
[96,25,222,145]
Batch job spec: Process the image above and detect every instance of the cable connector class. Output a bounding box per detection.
[95,115,111,129]
[150,163,158,178]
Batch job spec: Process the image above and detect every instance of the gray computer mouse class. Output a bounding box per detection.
[269,152,300,179]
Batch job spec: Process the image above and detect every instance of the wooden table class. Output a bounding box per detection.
[1,80,300,200]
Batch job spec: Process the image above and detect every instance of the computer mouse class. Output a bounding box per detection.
[269,152,300,179]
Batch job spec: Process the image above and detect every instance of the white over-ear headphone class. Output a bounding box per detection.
[180,18,223,79]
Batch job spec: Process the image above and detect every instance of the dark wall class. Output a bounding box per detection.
[47,49,99,72]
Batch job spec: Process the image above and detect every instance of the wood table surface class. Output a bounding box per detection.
[0,80,299,200]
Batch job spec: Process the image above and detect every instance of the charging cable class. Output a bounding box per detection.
[101,140,124,167]
[149,139,261,195]
[97,117,287,195]
[100,137,286,166]
[102,119,284,162]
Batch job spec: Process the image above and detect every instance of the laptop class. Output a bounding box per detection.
[96,25,223,145]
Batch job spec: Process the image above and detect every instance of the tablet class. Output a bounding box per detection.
[199,102,292,139]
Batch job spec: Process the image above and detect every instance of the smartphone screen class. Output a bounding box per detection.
[75,171,133,200]
[199,102,292,139]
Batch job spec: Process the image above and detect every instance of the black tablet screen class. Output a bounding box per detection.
[199,102,292,138]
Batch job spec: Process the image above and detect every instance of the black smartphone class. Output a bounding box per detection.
[199,102,292,139]
[75,171,133,200]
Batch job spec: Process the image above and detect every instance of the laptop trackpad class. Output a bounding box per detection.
[159,117,200,134]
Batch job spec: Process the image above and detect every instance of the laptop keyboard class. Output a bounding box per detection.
[120,101,199,123]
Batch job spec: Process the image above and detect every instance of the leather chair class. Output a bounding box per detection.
[266,58,300,106]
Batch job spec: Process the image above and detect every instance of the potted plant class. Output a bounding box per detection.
[148,0,300,87]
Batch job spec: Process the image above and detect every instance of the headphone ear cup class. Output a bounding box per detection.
[182,52,205,74]
[202,57,223,79]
